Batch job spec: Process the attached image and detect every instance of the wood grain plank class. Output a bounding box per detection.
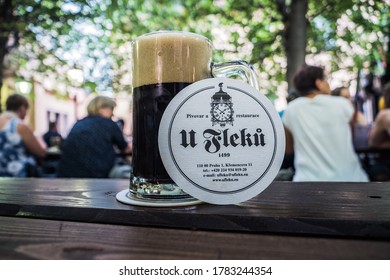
[0,216,389,260]
[0,178,389,238]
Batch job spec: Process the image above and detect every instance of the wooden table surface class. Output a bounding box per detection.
[0,178,389,259]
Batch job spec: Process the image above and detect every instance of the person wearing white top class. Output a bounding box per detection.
[282,65,369,182]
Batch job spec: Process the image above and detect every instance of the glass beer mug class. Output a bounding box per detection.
[130,31,259,204]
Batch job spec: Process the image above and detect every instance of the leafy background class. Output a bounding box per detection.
[1,0,389,103]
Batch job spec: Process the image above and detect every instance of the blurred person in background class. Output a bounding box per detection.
[57,96,131,178]
[368,82,390,181]
[0,94,46,177]
[369,82,390,148]
[332,86,367,126]
[43,121,63,149]
[282,65,368,182]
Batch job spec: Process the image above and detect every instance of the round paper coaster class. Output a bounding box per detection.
[158,77,285,205]
[116,189,202,207]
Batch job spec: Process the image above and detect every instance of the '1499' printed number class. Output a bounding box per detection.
[212,267,272,276]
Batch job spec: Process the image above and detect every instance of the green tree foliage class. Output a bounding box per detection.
[0,0,104,95]
[105,0,389,96]
[307,0,389,80]
[1,0,389,99]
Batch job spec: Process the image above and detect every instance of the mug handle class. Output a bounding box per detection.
[211,61,260,91]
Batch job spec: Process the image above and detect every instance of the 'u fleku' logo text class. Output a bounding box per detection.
[180,128,266,153]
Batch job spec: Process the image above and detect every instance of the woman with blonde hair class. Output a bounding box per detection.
[57,96,131,178]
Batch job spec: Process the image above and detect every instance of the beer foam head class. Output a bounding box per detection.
[132,31,213,88]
